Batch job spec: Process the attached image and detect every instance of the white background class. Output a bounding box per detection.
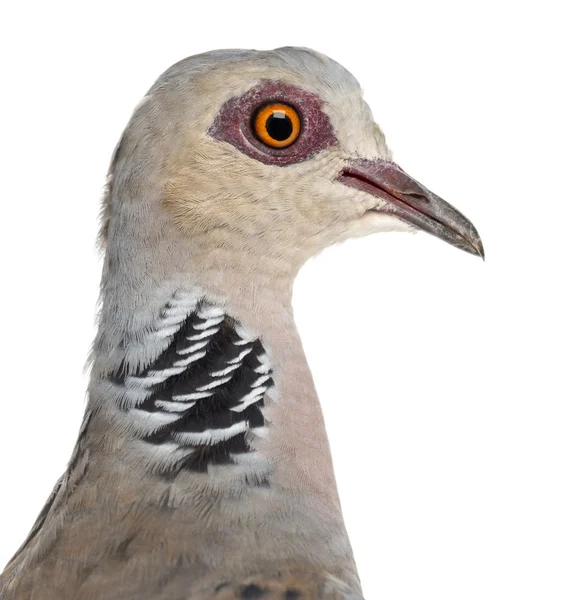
[0,1,569,598]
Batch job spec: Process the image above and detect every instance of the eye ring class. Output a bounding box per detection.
[252,103,301,149]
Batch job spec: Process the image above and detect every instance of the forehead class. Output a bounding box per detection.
[154,47,361,103]
[146,47,382,155]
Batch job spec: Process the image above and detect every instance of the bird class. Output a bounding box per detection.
[0,47,483,600]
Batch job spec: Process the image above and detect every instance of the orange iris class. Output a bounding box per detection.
[252,103,301,149]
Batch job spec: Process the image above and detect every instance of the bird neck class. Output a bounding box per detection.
[88,256,341,505]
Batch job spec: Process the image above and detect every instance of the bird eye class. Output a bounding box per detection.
[210,82,335,166]
[252,103,301,149]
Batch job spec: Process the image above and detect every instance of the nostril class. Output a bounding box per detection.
[406,192,429,202]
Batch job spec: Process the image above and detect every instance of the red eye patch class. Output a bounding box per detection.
[208,81,337,167]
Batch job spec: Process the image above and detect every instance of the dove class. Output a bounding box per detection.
[0,46,483,600]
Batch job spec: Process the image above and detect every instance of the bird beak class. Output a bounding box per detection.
[338,159,484,259]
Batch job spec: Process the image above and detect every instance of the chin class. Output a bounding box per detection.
[352,211,414,238]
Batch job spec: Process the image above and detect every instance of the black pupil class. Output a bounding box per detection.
[265,111,293,141]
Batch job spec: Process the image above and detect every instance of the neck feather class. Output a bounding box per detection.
[88,276,341,502]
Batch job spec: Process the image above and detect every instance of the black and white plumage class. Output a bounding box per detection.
[111,295,275,474]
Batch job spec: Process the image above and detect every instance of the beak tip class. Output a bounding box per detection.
[474,236,485,261]
[465,237,485,261]
[474,241,485,261]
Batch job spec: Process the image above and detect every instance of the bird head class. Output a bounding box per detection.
[101,47,483,306]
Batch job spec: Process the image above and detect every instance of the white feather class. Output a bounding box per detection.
[155,400,196,412]
[196,375,233,392]
[174,421,248,445]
